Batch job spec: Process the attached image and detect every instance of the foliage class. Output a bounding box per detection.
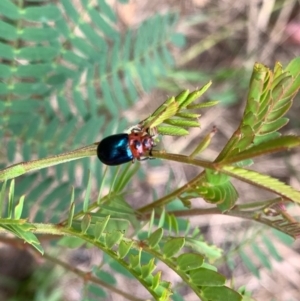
[0,0,181,223]
[0,1,300,301]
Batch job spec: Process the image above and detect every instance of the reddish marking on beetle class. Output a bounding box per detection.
[128,129,155,161]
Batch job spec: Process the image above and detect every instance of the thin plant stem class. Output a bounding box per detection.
[0,144,97,182]
[137,171,206,214]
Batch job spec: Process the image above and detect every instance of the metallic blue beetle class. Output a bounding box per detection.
[97,130,154,166]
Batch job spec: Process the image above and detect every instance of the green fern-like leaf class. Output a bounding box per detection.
[217,59,300,161]
[0,0,182,224]
[221,165,300,204]
[140,82,214,136]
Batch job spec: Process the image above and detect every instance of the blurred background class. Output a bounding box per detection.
[121,2,300,299]
[1,0,300,300]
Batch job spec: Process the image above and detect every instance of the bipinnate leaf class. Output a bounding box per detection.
[148,228,164,248]
[139,83,215,136]
[81,214,91,234]
[217,61,300,161]
[147,99,179,128]
[57,236,85,248]
[83,172,92,213]
[129,250,141,270]
[14,195,25,219]
[262,235,282,261]
[273,229,294,245]
[95,270,117,285]
[284,57,300,96]
[109,260,134,279]
[118,240,133,259]
[185,238,223,263]
[251,244,271,270]
[253,132,280,145]
[153,280,172,301]
[164,118,200,128]
[259,118,289,135]
[0,0,183,227]
[87,284,107,298]
[94,215,110,240]
[158,208,166,228]
[196,169,238,210]
[163,237,185,258]
[172,292,185,301]
[0,0,19,20]
[1,224,43,254]
[221,166,300,204]
[141,258,156,278]
[168,214,179,234]
[148,209,155,236]
[177,112,201,119]
[267,102,291,122]
[190,127,217,158]
[201,286,242,301]
[8,179,14,219]
[113,163,139,193]
[189,268,225,286]
[151,271,162,290]
[239,249,260,278]
[188,100,219,109]
[175,90,190,106]
[157,126,189,136]
[179,81,212,108]
[105,230,124,249]
[177,253,204,271]
[0,180,7,218]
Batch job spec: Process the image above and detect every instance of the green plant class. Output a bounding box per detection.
[1,1,300,301]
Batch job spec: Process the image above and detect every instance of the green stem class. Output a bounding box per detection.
[0,144,97,182]
[0,222,66,235]
[137,149,224,213]
[150,150,213,168]
[232,198,282,210]
[161,207,221,217]
[137,171,206,214]
[166,207,258,221]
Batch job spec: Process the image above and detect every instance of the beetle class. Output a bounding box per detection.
[97,129,155,166]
